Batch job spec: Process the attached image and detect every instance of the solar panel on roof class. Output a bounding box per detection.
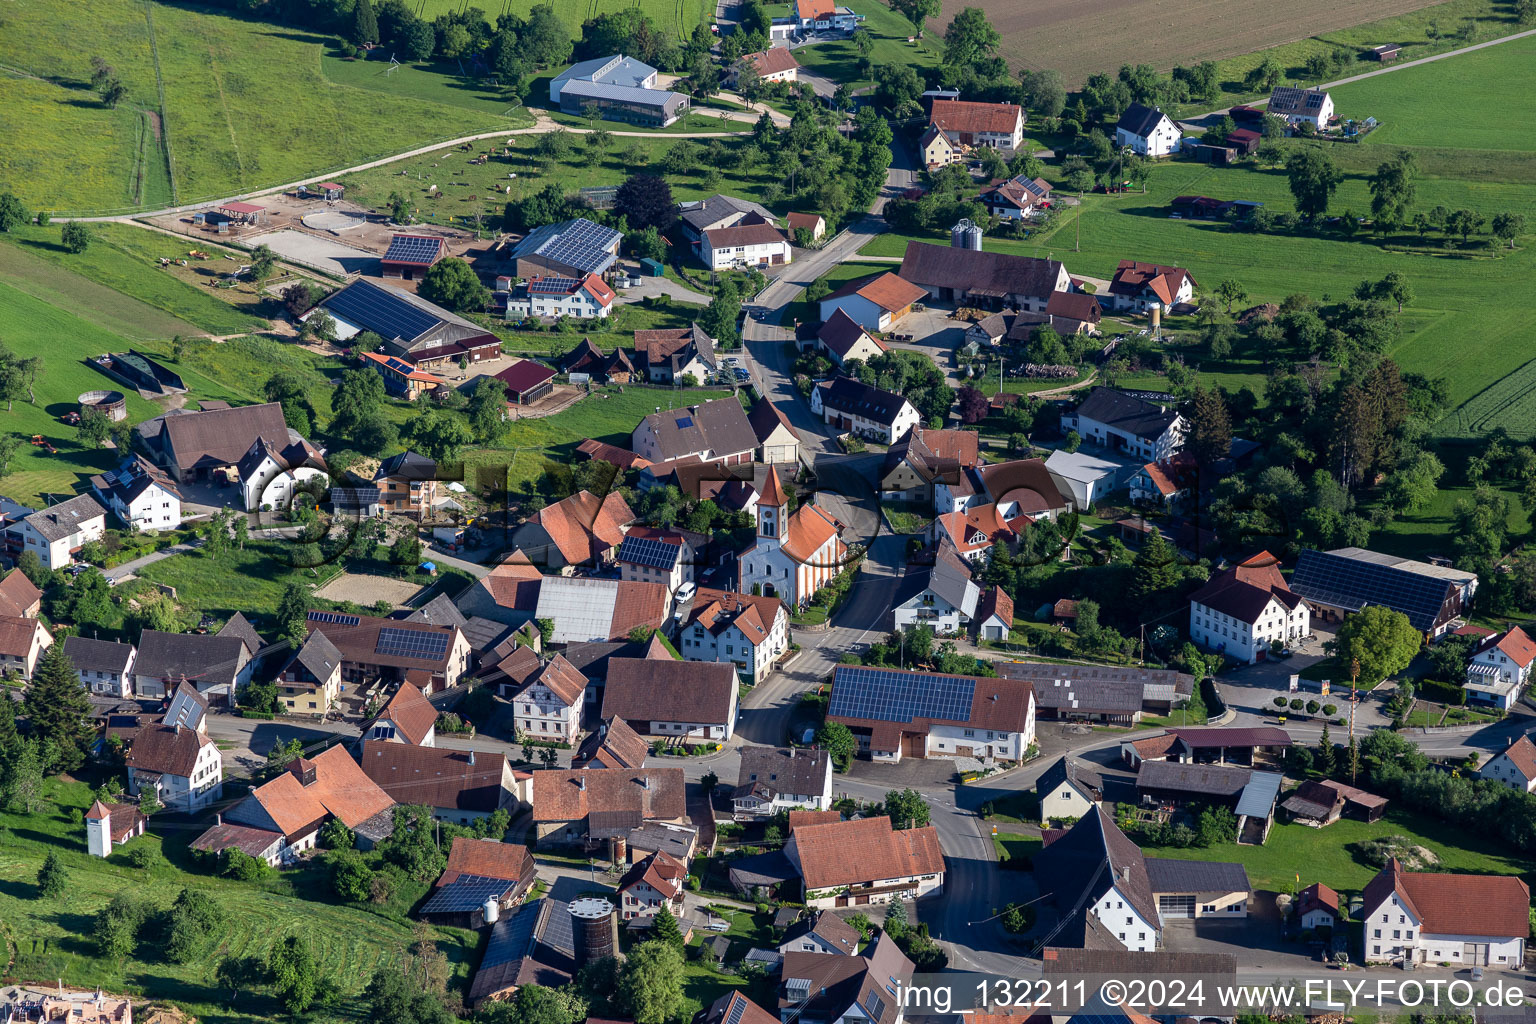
[421,874,510,914]
[619,535,679,570]
[323,281,441,343]
[308,611,361,626]
[724,995,749,1024]
[675,416,693,428]
[375,626,451,660]
[533,219,620,275]
[482,901,544,968]
[383,235,444,265]
[528,276,580,296]
[828,666,976,724]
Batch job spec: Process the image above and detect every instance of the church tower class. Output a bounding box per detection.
[756,469,788,541]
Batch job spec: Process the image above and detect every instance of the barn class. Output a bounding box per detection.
[495,360,558,406]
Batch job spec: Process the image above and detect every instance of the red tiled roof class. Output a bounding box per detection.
[744,48,800,76]
[781,503,842,564]
[977,585,1013,627]
[577,439,650,471]
[684,587,784,647]
[0,615,43,658]
[1496,735,1536,779]
[788,810,842,830]
[0,569,41,618]
[933,505,1029,555]
[242,744,394,839]
[495,359,558,394]
[789,816,944,889]
[603,658,736,728]
[1109,260,1197,305]
[786,212,823,231]
[378,680,438,745]
[1474,625,1536,668]
[529,489,634,565]
[817,309,885,361]
[930,99,1022,136]
[825,272,928,314]
[1364,858,1530,939]
[1296,881,1340,918]
[441,836,535,885]
[531,766,687,823]
[521,654,588,707]
[618,849,687,899]
[125,723,211,778]
[704,222,787,249]
[796,0,834,18]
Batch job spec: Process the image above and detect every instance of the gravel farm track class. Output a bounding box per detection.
[955,0,1453,82]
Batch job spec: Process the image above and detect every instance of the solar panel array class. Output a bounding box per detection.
[534,219,621,275]
[324,281,440,343]
[829,666,976,725]
[383,234,443,265]
[482,900,544,968]
[618,534,680,570]
[527,276,581,296]
[675,416,693,428]
[309,611,360,626]
[724,994,749,1024]
[1289,549,1449,631]
[375,626,451,660]
[420,874,509,914]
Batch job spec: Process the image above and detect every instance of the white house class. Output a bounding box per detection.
[237,438,328,513]
[928,98,1026,152]
[811,377,920,445]
[1107,260,1198,314]
[818,272,927,333]
[793,0,861,33]
[738,471,845,609]
[732,746,833,817]
[737,47,799,84]
[892,544,979,636]
[505,273,616,320]
[1061,386,1185,462]
[1465,626,1536,710]
[512,654,586,743]
[0,615,51,680]
[1033,756,1104,823]
[125,721,223,813]
[363,679,438,747]
[699,221,792,270]
[811,310,887,370]
[8,494,108,570]
[1479,734,1536,793]
[827,664,1036,763]
[785,815,944,909]
[1044,449,1128,508]
[90,455,183,532]
[1268,86,1334,129]
[602,657,739,741]
[1188,551,1310,664]
[63,636,137,698]
[1296,882,1342,932]
[618,850,687,921]
[1361,858,1529,966]
[679,587,789,685]
[1115,102,1182,157]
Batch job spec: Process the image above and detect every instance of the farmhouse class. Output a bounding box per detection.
[633,324,717,384]
[305,609,471,690]
[317,278,501,367]
[359,741,519,825]
[618,850,687,922]
[504,274,615,320]
[1115,102,1183,157]
[512,217,622,279]
[900,241,1070,312]
[602,657,739,740]
[1061,387,1185,461]
[510,654,587,742]
[739,470,845,608]
[616,526,696,594]
[1361,858,1528,966]
[510,488,634,572]
[1288,547,1478,637]
[124,703,223,813]
[737,47,800,83]
[1479,735,1536,793]
[827,663,1036,762]
[678,194,777,241]
[221,745,395,862]
[785,815,944,908]
[880,427,980,503]
[632,397,757,465]
[236,435,327,512]
[819,272,927,332]
[928,99,1025,152]
[811,377,919,444]
[1268,86,1334,129]
[929,504,1028,563]
[573,716,650,770]
[677,586,790,684]
[530,766,687,846]
[132,629,253,702]
[734,746,834,817]
[549,54,689,126]
[700,220,792,270]
[1464,626,1536,710]
[1188,551,1310,664]
[7,494,108,570]
[379,233,444,280]
[1107,260,1197,313]
[64,636,136,698]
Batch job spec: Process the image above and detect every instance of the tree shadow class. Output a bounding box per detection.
[17,236,71,254]
[0,877,37,901]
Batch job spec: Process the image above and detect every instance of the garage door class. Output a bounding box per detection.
[1159,894,1195,919]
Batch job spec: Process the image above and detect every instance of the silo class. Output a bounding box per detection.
[950,218,983,250]
[483,895,500,925]
[568,896,618,963]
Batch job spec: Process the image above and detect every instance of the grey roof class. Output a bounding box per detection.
[894,543,978,617]
[1136,759,1251,798]
[1117,102,1171,139]
[63,636,135,674]
[17,493,108,542]
[1144,857,1251,896]
[554,53,657,90]
[1235,769,1283,819]
[998,662,1189,711]
[288,630,344,681]
[735,747,832,802]
[512,217,622,276]
[461,615,515,656]
[320,279,493,355]
[679,194,777,233]
[1070,387,1179,441]
[779,910,861,955]
[1289,547,1474,632]
[899,241,1065,302]
[729,849,798,888]
[469,898,578,1005]
[815,377,913,428]
[559,78,685,111]
[625,822,697,860]
[135,630,248,688]
[1035,756,1104,803]
[1032,807,1159,948]
[218,612,264,655]
[376,450,437,481]
[639,397,758,462]
[410,593,469,630]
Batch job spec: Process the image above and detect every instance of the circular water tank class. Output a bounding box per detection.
[78,390,129,422]
[569,897,617,962]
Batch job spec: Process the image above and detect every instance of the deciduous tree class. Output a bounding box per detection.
[419,258,489,313]
[616,940,684,1024]
[1333,605,1421,686]
[1285,147,1342,220]
[267,935,321,1015]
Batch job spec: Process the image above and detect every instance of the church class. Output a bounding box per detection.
[738,471,847,609]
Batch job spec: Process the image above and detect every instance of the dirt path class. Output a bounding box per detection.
[1030,369,1099,398]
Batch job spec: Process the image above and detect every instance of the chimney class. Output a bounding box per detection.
[642,775,653,790]
[577,774,586,791]
[216,812,223,826]
[467,750,476,766]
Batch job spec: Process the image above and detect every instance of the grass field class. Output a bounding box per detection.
[411,0,710,38]
[792,0,942,88]
[0,779,478,1024]
[0,0,527,215]
[1138,806,1536,892]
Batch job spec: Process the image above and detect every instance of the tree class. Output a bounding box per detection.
[352,0,379,45]
[1132,529,1177,601]
[1285,147,1343,220]
[268,935,321,1015]
[388,191,413,225]
[408,410,473,462]
[1446,207,1485,244]
[1375,270,1413,313]
[36,851,67,897]
[1243,56,1283,92]
[942,7,1001,69]
[264,368,318,437]
[699,277,742,348]
[0,434,22,477]
[165,888,226,963]
[419,259,489,313]
[651,905,686,951]
[1333,605,1422,686]
[956,385,988,425]
[1316,723,1337,776]
[890,0,940,34]
[95,893,149,959]
[0,193,27,232]
[616,940,684,1024]
[1492,211,1526,249]
[61,222,92,254]
[24,643,92,772]
[249,244,278,283]
[884,897,909,936]
[816,720,856,770]
[1368,153,1416,233]
[390,530,424,566]
[1214,279,1247,314]
[1019,69,1066,116]
[467,377,509,444]
[328,849,375,901]
[216,955,265,1007]
[615,174,675,230]
[523,3,574,67]
[76,407,111,449]
[885,787,931,830]
[629,225,667,263]
[1188,386,1232,468]
[331,367,387,436]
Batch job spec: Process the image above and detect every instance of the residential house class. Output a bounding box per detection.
[827,664,1036,762]
[561,337,636,384]
[7,494,108,570]
[749,397,800,465]
[418,837,537,928]
[373,451,440,516]
[602,657,739,741]
[0,615,50,680]
[1465,626,1536,710]
[379,232,444,280]
[1035,756,1105,822]
[124,697,223,813]
[1289,547,1478,637]
[1044,291,1103,334]
[219,744,396,861]
[964,457,1073,519]
[305,609,471,691]
[786,212,826,242]
[776,911,861,955]
[1188,551,1310,664]
[779,933,914,1024]
[928,98,1025,151]
[505,274,616,320]
[616,526,697,595]
[733,746,834,817]
[811,311,887,369]
[1115,102,1183,156]
[360,351,446,401]
[317,278,501,367]
[633,324,717,384]
[0,569,40,618]
[237,435,327,513]
[1045,449,1130,508]
[89,455,183,531]
[737,47,800,83]
[1479,734,1536,793]
[739,470,846,608]
[1060,387,1186,461]
[928,504,1029,563]
[512,217,623,280]
[1129,453,1198,509]
[919,125,963,170]
[811,377,919,444]
[792,0,862,32]
[276,631,344,717]
[84,799,147,858]
[819,273,927,333]
[977,176,1052,220]
[974,586,1013,642]
[1268,86,1334,129]
[573,716,650,769]
[132,629,253,703]
[530,766,687,845]
[700,220,792,270]
[134,401,296,485]
[786,816,944,908]
[1297,882,1342,932]
[511,489,634,572]
[618,850,687,921]
[511,654,587,743]
[892,542,979,635]
[1361,857,1528,966]
[548,55,688,126]
[1280,778,1389,825]
[359,741,520,825]
[678,587,790,684]
[632,397,758,465]
[678,194,778,243]
[363,679,438,746]
[467,898,582,1008]
[899,241,1070,312]
[879,428,980,504]
[65,636,136,698]
[1107,261,1197,314]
